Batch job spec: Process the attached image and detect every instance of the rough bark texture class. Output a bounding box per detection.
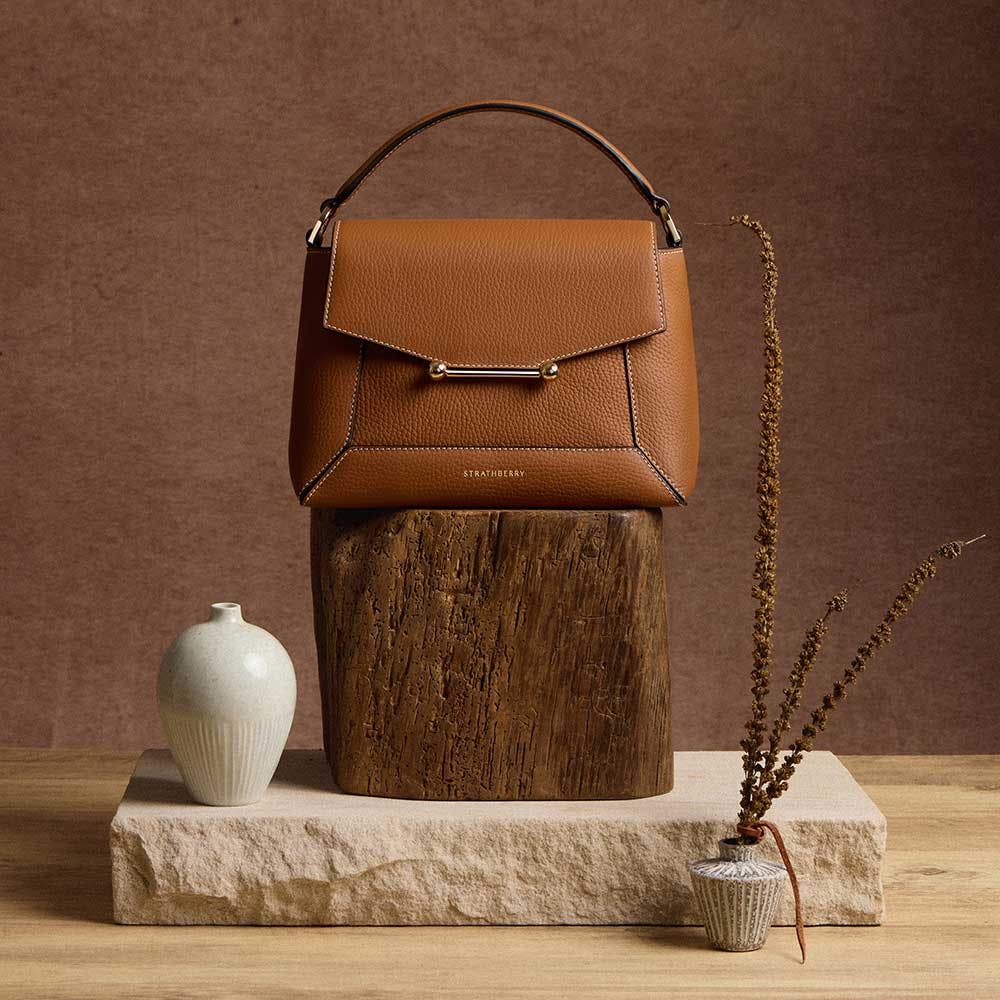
[311,508,672,800]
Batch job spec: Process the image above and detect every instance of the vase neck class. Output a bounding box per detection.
[719,838,756,861]
[209,602,243,624]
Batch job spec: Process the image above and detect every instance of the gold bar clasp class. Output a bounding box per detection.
[429,361,558,381]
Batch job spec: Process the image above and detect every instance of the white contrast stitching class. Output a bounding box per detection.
[322,220,667,366]
[301,343,365,503]
[656,247,684,329]
[650,221,667,334]
[302,449,351,503]
[624,344,641,444]
[321,219,345,347]
[349,445,635,452]
[306,220,684,503]
[303,444,685,506]
[624,343,686,504]
[634,446,686,504]
[303,439,634,502]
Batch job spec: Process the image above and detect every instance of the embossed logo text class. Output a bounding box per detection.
[463,469,527,479]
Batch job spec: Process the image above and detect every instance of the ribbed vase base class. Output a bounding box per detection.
[689,839,788,952]
[161,714,292,806]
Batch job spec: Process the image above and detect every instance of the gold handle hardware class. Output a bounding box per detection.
[429,361,558,381]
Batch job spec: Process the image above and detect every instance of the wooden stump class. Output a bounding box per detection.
[311,509,672,800]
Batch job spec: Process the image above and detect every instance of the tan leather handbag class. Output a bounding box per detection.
[289,101,698,508]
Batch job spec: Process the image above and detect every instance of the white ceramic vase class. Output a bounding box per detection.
[157,602,296,806]
[688,838,787,952]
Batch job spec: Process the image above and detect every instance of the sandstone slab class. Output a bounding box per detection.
[110,750,885,926]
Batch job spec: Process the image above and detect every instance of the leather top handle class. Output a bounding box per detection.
[306,101,682,248]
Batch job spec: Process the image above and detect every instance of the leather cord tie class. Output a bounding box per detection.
[736,820,806,963]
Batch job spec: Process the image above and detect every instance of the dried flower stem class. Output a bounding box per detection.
[756,540,977,815]
[736,215,783,820]
[744,591,848,823]
[730,214,981,830]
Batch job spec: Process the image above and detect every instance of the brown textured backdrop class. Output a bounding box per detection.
[2,2,998,753]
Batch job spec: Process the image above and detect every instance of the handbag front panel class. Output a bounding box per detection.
[288,240,698,508]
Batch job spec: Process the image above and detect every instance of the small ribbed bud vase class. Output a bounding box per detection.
[157,603,296,806]
[688,838,787,952]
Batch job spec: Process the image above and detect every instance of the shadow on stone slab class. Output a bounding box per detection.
[126,773,197,805]
[270,750,339,793]
[129,749,339,800]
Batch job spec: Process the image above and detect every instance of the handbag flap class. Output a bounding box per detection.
[323,218,666,367]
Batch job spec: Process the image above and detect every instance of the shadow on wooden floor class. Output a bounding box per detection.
[1,805,118,922]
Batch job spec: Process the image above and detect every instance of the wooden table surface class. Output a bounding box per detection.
[1,751,998,999]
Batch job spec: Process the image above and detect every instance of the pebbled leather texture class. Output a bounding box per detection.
[324,218,664,366]
[289,219,699,509]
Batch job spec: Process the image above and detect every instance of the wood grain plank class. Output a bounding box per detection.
[1,750,998,998]
[843,755,1000,788]
[1,924,998,1000]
